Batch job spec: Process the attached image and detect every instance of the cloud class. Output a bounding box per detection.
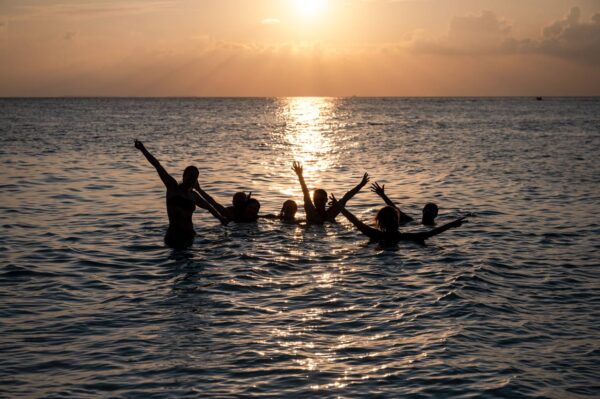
[448,10,511,45]
[410,10,514,55]
[410,8,600,65]
[535,7,600,65]
[261,18,281,25]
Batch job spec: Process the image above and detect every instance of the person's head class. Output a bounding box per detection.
[422,203,439,225]
[279,200,298,221]
[243,198,261,221]
[313,189,328,209]
[232,192,248,209]
[181,166,199,189]
[375,206,400,233]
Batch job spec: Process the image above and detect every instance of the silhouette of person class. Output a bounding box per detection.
[241,198,261,222]
[260,200,305,224]
[292,161,370,225]
[370,182,439,225]
[329,195,467,245]
[195,185,258,223]
[421,203,439,226]
[134,140,226,248]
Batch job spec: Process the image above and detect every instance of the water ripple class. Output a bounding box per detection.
[0,97,598,398]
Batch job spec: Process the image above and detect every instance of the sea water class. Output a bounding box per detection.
[0,97,599,398]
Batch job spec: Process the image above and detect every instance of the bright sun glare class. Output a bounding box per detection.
[293,0,327,17]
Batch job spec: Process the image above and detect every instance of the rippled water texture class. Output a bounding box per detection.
[1,97,599,398]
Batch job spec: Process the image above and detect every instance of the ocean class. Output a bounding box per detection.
[0,97,599,398]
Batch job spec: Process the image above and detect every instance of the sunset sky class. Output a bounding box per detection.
[1,0,599,96]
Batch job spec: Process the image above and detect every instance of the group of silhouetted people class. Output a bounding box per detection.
[135,140,467,248]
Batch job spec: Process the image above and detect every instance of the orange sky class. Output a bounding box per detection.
[1,0,599,96]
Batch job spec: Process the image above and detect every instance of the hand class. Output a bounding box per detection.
[247,192,252,200]
[328,194,340,208]
[134,139,145,151]
[370,182,385,196]
[451,216,468,228]
[359,172,370,187]
[292,161,303,176]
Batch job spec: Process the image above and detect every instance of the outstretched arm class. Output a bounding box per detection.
[194,192,229,225]
[403,216,467,242]
[194,182,228,216]
[292,162,320,223]
[327,173,370,219]
[370,182,414,223]
[330,195,383,240]
[134,140,177,190]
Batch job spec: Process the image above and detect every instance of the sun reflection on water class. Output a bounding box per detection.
[284,97,335,172]
[271,97,338,198]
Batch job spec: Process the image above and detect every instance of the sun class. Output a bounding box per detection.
[293,0,327,18]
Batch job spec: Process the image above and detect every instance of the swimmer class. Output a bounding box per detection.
[195,185,253,223]
[292,161,370,225]
[329,194,467,245]
[421,203,439,226]
[370,182,439,225]
[134,140,227,248]
[240,198,261,223]
[261,200,305,224]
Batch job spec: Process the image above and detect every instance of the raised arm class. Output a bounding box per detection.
[370,182,414,223]
[327,173,370,219]
[134,140,177,190]
[194,182,228,216]
[370,182,395,207]
[194,191,229,225]
[330,194,383,240]
[292,162,320,223]
[403,216,467,242]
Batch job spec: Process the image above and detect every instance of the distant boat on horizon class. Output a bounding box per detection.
[536,96,543,101]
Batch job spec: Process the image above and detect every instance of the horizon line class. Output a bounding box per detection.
[2,95,600,99]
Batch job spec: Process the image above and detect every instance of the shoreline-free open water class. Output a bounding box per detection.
[0,97,598,398]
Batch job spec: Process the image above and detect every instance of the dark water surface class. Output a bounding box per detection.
[0,97,599,398]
